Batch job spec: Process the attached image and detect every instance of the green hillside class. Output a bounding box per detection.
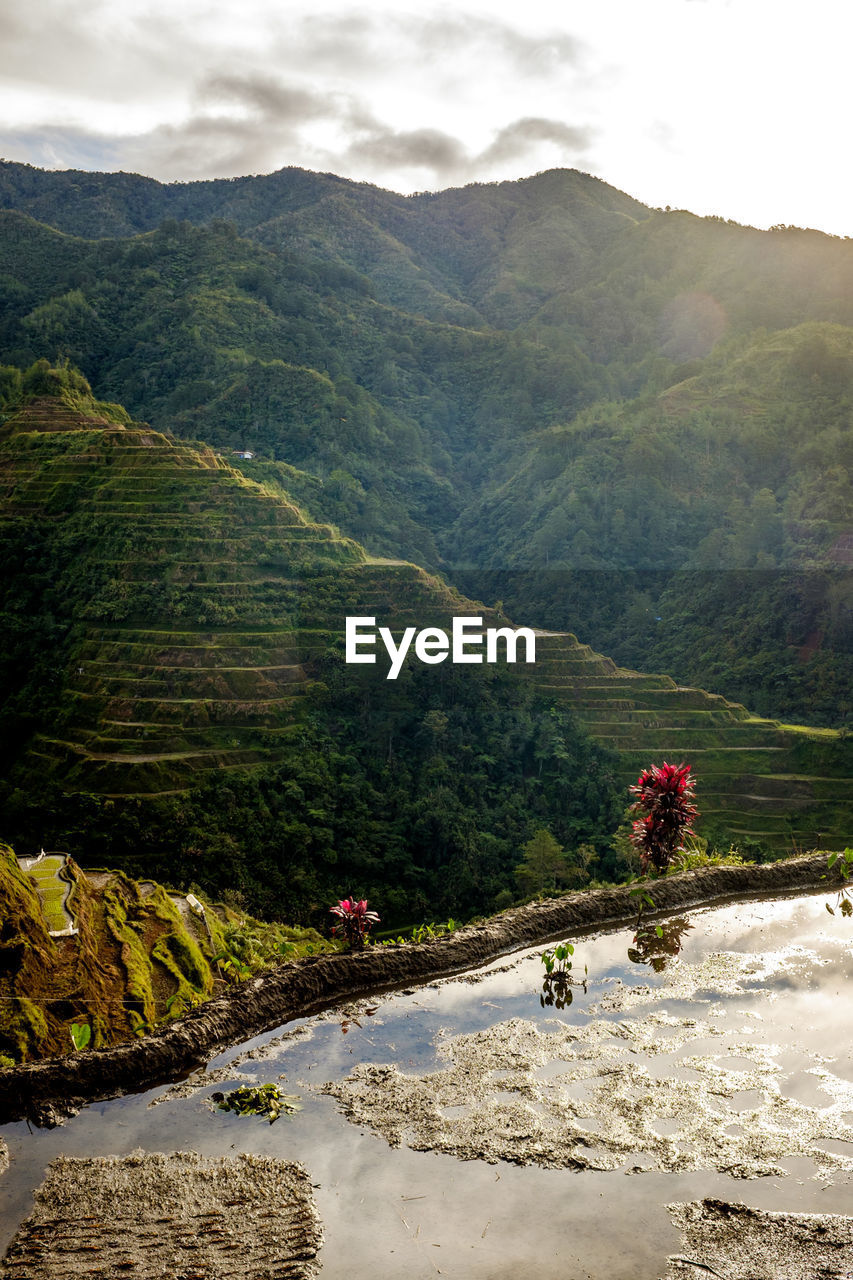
[0,373,849,930]
[0,162,851,726]
[0,367,367,794]
[0,371,625,922]
[0,840,327,1063]
[451,321,853,724]
[530,632,851,852]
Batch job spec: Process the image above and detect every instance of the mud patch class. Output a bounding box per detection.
[592,944,825,1015]
[664,1198,853,1279]
[148,1065,254,1106]
[0,1150,322,1278]
[323,1012,853,1178]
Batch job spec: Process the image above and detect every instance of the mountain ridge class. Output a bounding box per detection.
[0,162,851,730]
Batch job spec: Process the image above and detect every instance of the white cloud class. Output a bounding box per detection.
[0,0,851,233]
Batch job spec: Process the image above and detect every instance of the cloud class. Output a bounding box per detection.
[0,125,123,173]
[345,127,468,176]
[478,118,592,167]
[198,75,330,124]
[270,11,584,80]
[0,7,594,188]
[0,72,594,189]
[342,115,592,185]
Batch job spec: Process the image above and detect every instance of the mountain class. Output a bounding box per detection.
[0,161,851,727]
[0,369,626,923]
[449,321,853,724]
[1,371,849,935]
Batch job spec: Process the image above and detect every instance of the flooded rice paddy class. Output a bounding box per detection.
[2,889,853,1278]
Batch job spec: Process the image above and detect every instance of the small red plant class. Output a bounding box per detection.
[330,897,380,949]
[629,761,699,874]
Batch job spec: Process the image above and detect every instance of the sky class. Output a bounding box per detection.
[1,0,852,235]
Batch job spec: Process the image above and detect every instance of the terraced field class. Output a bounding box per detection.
[531,633,852,850]
[1,397,850,852]
[20,855,74,934]
[0,400,464,795]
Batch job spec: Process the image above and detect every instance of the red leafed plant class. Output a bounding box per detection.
[330,897,380,949]
[629,761,699,873]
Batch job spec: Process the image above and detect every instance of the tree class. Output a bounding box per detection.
[514,829,569,896]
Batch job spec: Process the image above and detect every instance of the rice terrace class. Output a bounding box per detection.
[1,119,853,1278]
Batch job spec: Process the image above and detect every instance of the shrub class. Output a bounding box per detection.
[330,897,379,949]
[629,761,698,873]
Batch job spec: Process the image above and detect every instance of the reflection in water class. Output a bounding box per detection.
[539,972,588,1009]
[3,891,853,1280]
[825,887,853,917]
[628,916,693,972]
[539,940,587,1008]
[540,973,572,1009]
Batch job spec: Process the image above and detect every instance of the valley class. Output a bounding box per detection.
[0,159,850,995]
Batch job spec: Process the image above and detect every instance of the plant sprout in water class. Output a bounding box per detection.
[540,942,587,1009]
[826,848,853,916]
[211,1083,301,1124]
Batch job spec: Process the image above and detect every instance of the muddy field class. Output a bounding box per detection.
[0,1151,321,1279]
[0,853,842,1126]
[323,943,853,1178]
[3,877,853,1278]
[664,1198,853,1279]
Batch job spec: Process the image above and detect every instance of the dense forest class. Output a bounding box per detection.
[0,160,850,727]
[1,656,625,928]
[0,362,627,927]
[0,163,851,933]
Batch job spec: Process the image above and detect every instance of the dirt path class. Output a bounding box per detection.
[0,853,842,1126]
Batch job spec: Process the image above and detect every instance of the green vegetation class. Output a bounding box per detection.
[0,162,851,950]
[541,941,576,978]
[453,322,853,729]
[0,652,626,925]
[25,855,73,933]
[539,942,583,1010]
[0,369,848,929]
[376,919,459,946]
[211,1083,301,1123]
[0,839,328,1062]
[0,165,850,730]
[515,829,576,895]
[672,840,752,871]
[69,1022,91,1052]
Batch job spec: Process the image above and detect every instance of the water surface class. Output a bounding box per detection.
[2,889,853,1278]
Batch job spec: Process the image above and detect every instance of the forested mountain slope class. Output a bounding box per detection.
[451,322,853,724]
[0,160,850,730]
[1,372,849,929]
[0,369,625,922]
